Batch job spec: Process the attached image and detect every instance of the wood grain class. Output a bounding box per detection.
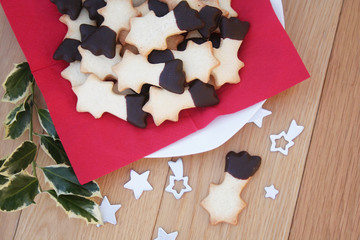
[289,0,360,238]
[1,0,359,239]
[0,4,27,240]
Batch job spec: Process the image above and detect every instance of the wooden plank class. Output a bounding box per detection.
[0,4,27,239]
[289,0,360,238]
[152,0,345,238]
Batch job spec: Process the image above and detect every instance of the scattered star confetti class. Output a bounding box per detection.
[270,119,304,155]
[97,196,121,227]
[248,107,272,128]
[154,227,178,240]
[165,158,192,199]
[124,169,153,199]
[264,184,279,199]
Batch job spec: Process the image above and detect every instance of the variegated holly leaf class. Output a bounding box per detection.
[47,190,102,224]
[0,141,37,175]
[39,135,69,165]
[0,174,8,185]
[42,165,101,198]
[4,102,31,140]
[4,103,25,125]
[2,62,33,103]
[0,156,6,168]
[0,171,39,212]
[37,109,58,139]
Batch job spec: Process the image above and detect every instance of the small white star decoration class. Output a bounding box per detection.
[165,158,192,199]
[248,107,272,128]
[264,184,279,199]
[97,196,121,227]
[270,119,304,155]
[124,169,153,199]
[154,227,178,240]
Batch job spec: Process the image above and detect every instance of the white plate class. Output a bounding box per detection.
[146,0,285,158]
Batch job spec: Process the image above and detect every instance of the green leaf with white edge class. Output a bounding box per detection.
[37,109,58,139]
[0,156,7,168]
[2,62,33,103]
[4,103,25,126]
[40,135,69,165]
[47,190,102,224]
[0,174,8,185]
[4,102,31,140]
[0,171,39,212]
[0,141,37,175]
[42,165,101,198]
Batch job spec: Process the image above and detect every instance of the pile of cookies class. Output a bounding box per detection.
[51,0,249,128]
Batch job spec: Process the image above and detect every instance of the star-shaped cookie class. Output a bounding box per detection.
[79,45,122,80]
[59,8,96,40]
[61,61,89,87]
[98,0,140,35]
[142,87,194,126]
[201,172,247,225]
[212,38,244,87]
[72,74,127,119]
[172,41,219,83]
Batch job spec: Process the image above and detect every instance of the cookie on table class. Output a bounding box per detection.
[112,50,186,94]
[148,41,219,84]
[143,80,219,126]
[201,151,261,225]
[212,17,249,87]
[73,74,148,128]
[125,1,204,56]
[79,45,122,80]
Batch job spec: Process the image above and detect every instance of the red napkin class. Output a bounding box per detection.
[1,0,309,184]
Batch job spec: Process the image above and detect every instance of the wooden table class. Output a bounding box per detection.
[0,0,359,239]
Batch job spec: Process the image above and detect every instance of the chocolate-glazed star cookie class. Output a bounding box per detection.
[142,80,219,126]
[201,151,261,225]
[73,74,148,128]
[212,17,249,87]
[125,1,204,56]
[113,50,186,94]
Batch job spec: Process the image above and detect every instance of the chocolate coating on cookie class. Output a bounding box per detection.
[53,38,82,62]
[83,0,106,26]
[159,59,185,94]
[50,0,82,20]
[225,151,261,180]
[173,1,204,31]
[209,32,221,48]
[220,17,250,40]
[126,94,148,128]
[148,0,169,17]
[148,49,174,63]
[81,26,116,58]
[198,6,222,39]
[177,38,206,51]
[80,24,98,42]
[188,80,219,107]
